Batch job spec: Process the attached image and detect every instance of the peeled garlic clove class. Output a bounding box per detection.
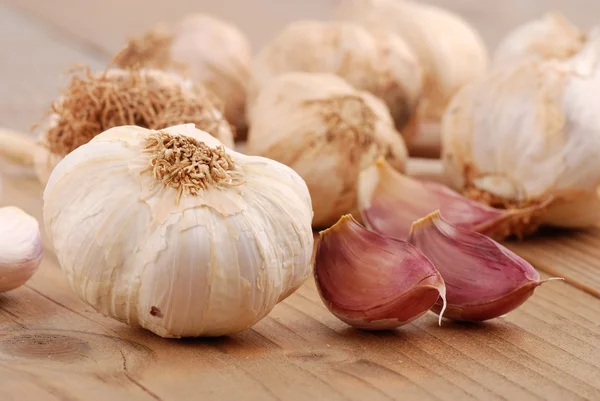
[114,14,252,134]
[494,12,586,67]
[0,207,42,293]
[408,211,549,321]
[442,34,600,231]
[33,66,234,186]
[247,72,408,227]
[335,0,488,155]
[44,124,314,338]
[248,20,423,132]
[358,158,547,240]
[315,214,446,330]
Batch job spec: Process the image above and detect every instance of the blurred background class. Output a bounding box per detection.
[2,0,600,131]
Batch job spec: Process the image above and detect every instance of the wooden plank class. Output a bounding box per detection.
[506,230,600,299]
[2,172,600,401]
[2,2,600,400]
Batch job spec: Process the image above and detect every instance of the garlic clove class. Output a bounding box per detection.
[0,206,43,293]
[358,158,546,240]
[315,214,446,330]
[408,211,552,322]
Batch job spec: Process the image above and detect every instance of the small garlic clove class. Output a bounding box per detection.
[315,214,446,330]
[0,206,43,293]
[358,157,546,240]
[408,211,552,322]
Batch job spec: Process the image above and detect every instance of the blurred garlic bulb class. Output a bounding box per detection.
[44,124,314,338]
[442,35,600,233]
[493,13,586,67]
[249,20,423,132]
[247,72,408,227]
[115,14,252,133]
[0,207,42,293]
[0,67,233,186]
[335,0,488,154]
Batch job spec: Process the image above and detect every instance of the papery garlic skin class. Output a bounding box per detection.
[44,124,314,338]
[249,20,422,131]
[442,37,600,230]
[335,0,488,123]
[247,72,408,227]
[0,207,43,293]
[408,211,544,321]
[493,13,586,67]
[116,14,252,132]
[315,215,445,330]
[34,68,234,186]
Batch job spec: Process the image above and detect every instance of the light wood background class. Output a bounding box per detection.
[2,1,600,400]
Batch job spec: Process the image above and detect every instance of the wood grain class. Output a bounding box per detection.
[2,171,600,401]
[2,2,600,400]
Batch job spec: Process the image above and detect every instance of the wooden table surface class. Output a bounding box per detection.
[2,1,600,400]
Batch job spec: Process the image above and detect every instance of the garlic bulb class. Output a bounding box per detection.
[247,72,408,227]
[493,13,586,67]
[442,36,600,232]
[249,20,422,132]
[0,207,42,293]
[115,14,252,133]
[43,124,314,338]
[335,0,488,152]
[26,67,233,185]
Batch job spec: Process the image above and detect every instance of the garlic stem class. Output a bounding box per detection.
[0,129,35,166]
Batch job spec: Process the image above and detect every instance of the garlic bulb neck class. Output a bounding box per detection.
[114,26,176,71]
[144,131,240,200]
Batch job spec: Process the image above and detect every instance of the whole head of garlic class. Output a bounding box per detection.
[43,124,314,338]
[249,20,422,132]
[114,14,252,133]
[247,72,408,227]
[442,35,600,232]
[0,207,42,293]
[33,67,233,186]
[334,0,489,142]
[493,12,586,67]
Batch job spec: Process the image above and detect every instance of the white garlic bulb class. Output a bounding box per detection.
[0,207,42,293]
[442,35,600,231]
[115,14,252,133]
[32,67,233,186]
[335,0,488,150]
[494,13,586,67]
[247,72,408,227]
[43,124,314,338]
[249,20,422,132]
